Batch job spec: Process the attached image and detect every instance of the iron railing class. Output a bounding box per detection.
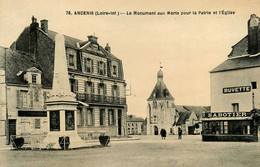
[76,93,126,105]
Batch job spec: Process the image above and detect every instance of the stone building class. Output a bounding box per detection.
[174,105,210,135]
[146,68,177,135]
[202,14,260,142]
[0,16,127,144]
[127,115,144,135]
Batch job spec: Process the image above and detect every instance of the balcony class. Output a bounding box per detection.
[76,93,126,105]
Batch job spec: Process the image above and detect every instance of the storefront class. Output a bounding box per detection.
[202,112,258,142]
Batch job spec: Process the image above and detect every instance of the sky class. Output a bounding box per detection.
[0,0,260,118]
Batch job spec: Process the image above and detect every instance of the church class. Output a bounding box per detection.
[146,68,177,135]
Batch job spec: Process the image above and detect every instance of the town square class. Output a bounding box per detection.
[1,0,260,167]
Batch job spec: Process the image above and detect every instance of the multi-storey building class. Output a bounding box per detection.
[127,115,144,135]
[202,14,260,142]
[0,16,127,144]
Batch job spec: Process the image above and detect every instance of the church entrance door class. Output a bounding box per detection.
[154,126,158,135]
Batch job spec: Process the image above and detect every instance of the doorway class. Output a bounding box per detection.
[8,119,16,144]
[118,110,122,136]
[154,125,158,135]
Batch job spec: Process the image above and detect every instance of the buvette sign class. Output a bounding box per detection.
[202,112,251,118]
[223,86,251,94]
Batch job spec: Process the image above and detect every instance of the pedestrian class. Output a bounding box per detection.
[160,128,167,139]
[163,129,167,140]
[160,128,164,139]
[178,127,182,140]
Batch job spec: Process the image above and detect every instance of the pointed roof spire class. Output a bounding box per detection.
[147,67,174,101]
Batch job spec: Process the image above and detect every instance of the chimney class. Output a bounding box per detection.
[248,14,260,55]
[40,19,48,33]
[105,43,111,53]
[87,35,98,44]
[30,16,39,32]
[29,16,39,54]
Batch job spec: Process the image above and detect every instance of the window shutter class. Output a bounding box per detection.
[84,81,87,93]
[92,82,95,94]
[98,84,100,95]
[75,80,78,93]
[84,58,87,72]
[117,86,120,97]
[16,90,20,108]
[91,60,94,72]
[97,61,100,74]
[111,86,114,97]
[104,84,107,95]
[103,63,106,75]
[30,91,34,107]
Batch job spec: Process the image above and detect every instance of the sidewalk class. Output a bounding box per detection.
[0,136,140,150]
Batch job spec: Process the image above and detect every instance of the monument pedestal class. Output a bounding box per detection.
[41,101,87,149]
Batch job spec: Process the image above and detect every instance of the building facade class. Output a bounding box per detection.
[146,68,177,135]
[127,115,144,135]
[0,16,127,144]
[202,14,260,142]
[174,105,210,135]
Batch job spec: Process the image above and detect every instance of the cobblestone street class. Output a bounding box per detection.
[1,135,260,167]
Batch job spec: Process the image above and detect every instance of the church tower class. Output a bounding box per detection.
[147,68,177,135]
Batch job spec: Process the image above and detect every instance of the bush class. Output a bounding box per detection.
[99,136,110,146]
[59,136,70,150]
[12,137,24,149]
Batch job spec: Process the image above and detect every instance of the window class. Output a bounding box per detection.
[113,65,117,75]
[252,82,257,89]
[70,79,78,93]
[100,109,105,126]
[84,58,93,73]
[224,121,228,134]
[35,119,40,129]
[69,54,74,66]
[112,85,119,97]
[98,84,107,96]
[108,109,115,125]
[84,81,94,94]
[32,74,37,84]
[232,103,239,112]
[17,90,28,108]
[87,108,93,126]
[98,61,106,75]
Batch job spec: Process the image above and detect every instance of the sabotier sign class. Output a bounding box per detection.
[202,112,251,118]
[223,86,251,94]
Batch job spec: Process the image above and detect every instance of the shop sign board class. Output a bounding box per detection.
[223,86,251,94]
[202,112,251,118]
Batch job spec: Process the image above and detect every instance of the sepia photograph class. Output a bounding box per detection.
[0,0,260,166]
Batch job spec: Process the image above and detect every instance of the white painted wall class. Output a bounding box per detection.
[211,66,260,112]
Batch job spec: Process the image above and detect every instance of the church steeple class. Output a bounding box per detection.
[147,68,174,100]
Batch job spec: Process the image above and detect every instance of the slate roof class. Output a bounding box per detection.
[147,69,174,100]
[127,115,144,122]
[0,46,38,85]
[211,33,260,73]
[46,29,120,61]
[175,105,210,125]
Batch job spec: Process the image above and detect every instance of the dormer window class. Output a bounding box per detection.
[69,54,74,66]
[32,74,37,84]
[98,61,106,75]
[113,65,117,75]
[67,49,77,69]
[84,58,93,73]
[24,67,42,84]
